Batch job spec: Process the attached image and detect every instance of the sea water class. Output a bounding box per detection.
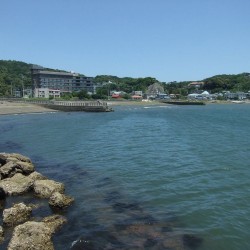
[0,104,250,249]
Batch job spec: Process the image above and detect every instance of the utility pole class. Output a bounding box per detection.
[11,81,13,96]
[20,74,24,98]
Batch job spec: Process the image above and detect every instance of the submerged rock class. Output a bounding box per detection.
[33,179,65,198]
[3,202,32,226]
[0,173,33,195]
[49,192,74,208]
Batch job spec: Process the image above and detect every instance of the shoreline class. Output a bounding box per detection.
[0,100,249,116]
[0,101,58,116]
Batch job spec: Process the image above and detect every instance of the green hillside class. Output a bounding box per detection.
[0,60,32,96]
[203,73,250,93]
[0,59,249,97]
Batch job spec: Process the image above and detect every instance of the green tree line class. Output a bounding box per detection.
[1,60,250,98]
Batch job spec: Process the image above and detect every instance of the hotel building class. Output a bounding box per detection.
[31,65,95,97]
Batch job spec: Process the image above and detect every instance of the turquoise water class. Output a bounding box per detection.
[0,104,250,249]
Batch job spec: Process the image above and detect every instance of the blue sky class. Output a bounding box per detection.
[1,0,250,82]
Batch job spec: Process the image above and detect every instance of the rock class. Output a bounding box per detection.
[0,187,6,200]
[7,153,32,163]
[0,226,4,244]
[6,157,19,163]
[3,202,32,226]
[16,161,35,175]
[0,173,34,195]
[0,160,34,179]
[49,192,74,208]
[7,215,67,250]
[0,161,20,178]
[29,171,47,181]
[0,153,32,164]
[7,221,54,250]
[33,179,64,198]
[42,214,67,233]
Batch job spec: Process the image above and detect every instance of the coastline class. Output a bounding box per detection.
[0,100,162,116]
[0,101,58,115]
[1,99,249,116]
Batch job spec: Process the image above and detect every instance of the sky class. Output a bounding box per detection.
[1,0,250,82]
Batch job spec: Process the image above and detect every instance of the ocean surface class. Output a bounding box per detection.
[0,104,250,250]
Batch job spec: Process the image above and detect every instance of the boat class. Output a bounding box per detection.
[231,101,245,104]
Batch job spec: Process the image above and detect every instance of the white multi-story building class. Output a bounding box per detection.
[34,88,60,98]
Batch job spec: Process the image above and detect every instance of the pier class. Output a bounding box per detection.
[39,101,114,112]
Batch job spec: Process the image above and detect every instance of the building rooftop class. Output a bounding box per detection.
[33,70,76,76]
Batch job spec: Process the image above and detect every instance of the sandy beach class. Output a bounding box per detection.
[0,100,163,116]
[0,101,57,115]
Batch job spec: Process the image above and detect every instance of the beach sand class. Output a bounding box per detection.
[0,100,163,115]
[0,101,57,115]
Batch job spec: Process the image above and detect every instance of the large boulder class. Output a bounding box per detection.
[33,179,65,198]
[49,192,74,208]
[7,221,54,250]
[3,202,32,226]
[7,215,67,250]
[0,173,34,195]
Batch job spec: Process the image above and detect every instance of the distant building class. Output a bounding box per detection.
[155,93,170,100]
[31,65,95,96]
[133,91,143,96]
[34,88,60,98]
[188,82,205,88]
[224,92,247,100]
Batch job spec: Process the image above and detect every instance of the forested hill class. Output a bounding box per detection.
[0,60,32,96]
[203,73,250,93]
[0,60,250,97]
[165,73,250,95]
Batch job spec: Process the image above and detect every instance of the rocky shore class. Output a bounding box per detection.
[0,153,74,249]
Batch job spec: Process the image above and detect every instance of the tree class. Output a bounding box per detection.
[77,90,90,100]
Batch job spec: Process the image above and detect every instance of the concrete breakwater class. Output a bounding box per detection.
[0,153,74,249]
[39,101,114,112]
